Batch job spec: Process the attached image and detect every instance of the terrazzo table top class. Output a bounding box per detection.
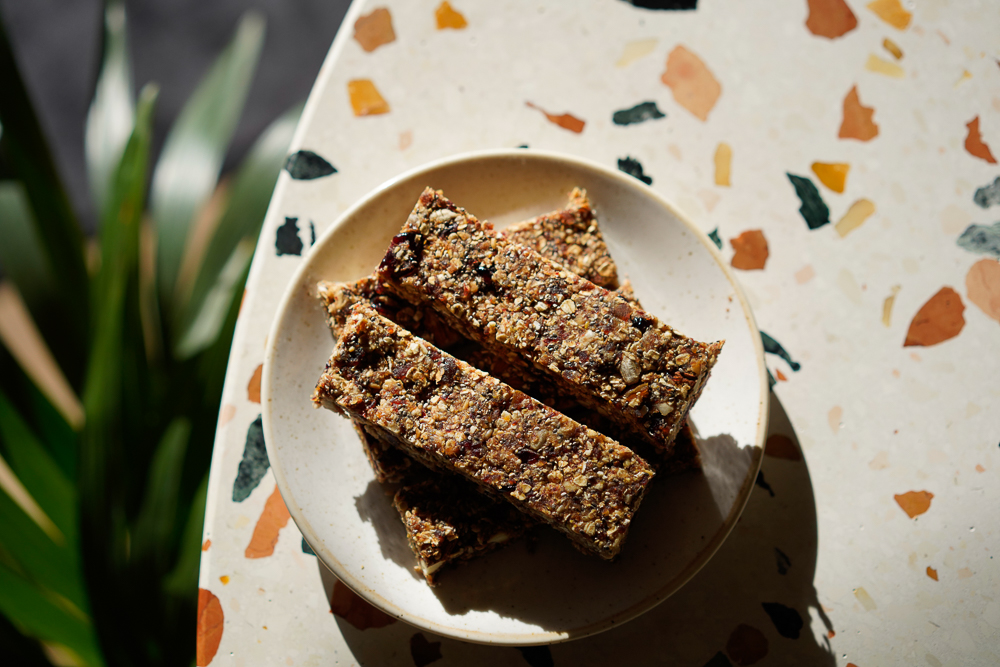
[197,1,1000,665]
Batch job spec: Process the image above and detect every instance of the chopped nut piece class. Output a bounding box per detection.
[619,357,641,385]
[313,306,655,559]
[377,188,724,455]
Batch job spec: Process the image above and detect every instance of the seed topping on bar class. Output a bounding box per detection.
[312,305,655,559]
[376,188,723,454]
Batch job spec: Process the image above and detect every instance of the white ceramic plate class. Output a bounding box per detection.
[261,149,768,645]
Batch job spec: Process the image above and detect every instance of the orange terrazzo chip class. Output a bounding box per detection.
[839,86,879,142]
[435,1,467,30]
[805,0,858,39]
[904,287,965,347]
[353,8,396,52]
[966,259,1000,323]
[730,230,769,270]
[883,38,903,59]
[330,579,397,629]
[348,79,390,116]
[895,490,934,518]
[867,0,912,30]
[835,199,876,238]
[765,434,802,460]
[714,142,732,186]
[525,102,585,133]
[964,116,997,164]
[245,485,291,558]
[247,363,263,403]
[660,45,721,122]
[726,624,769,665]
[811,162,850,193]
[196,589,224,666]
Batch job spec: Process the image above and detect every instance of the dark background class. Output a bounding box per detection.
[1,0,352,233]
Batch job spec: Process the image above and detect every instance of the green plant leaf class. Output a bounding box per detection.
[26,381,77,480]
[85,0,135,218]
[174,238,254,359]
[0,611,52,667]
[150,11,265,315]
[79,85,157,654]
[0,484,86,613]
[0,13,89,333]
[131,417,190,569]
[80,81,157,507]
[163,471,207,597]
[0,563,103,667]
[174,102,301,358]
[0,182,57,311]
[0,388,75,543]
[91,84,157,318]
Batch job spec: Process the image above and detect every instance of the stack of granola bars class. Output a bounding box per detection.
[312,188,723,585]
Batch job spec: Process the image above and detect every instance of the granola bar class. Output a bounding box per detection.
[501,188,619,289]
[376,188,724,455]
[389,417,695,585]
[319,193,649,482]
[312,305,655,559]
[393,472,531,585]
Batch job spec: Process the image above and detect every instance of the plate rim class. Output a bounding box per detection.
[261,147,769,645]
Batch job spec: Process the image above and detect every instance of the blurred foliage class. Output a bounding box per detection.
[0,1,301,664]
